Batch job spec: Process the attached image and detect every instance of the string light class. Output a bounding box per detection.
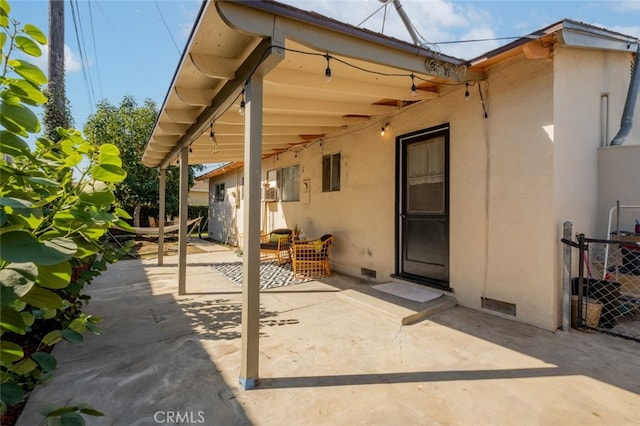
[324,54,332,83]
[464,82,470,100]
[238,89,245,116]
[478,83,488,119]
[191,44,490,147]
[380,122,389,136]
[209,122,218,153]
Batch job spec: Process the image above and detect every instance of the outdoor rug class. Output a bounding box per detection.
[372,282,442,303]
[210,261,310,289]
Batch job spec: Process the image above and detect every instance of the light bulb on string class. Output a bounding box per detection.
[410,74,417,97]
[380,122,389,136]
[209,122,218,153]
[324,54,332,83]
[238,89,245,116]
[464,83,470,101]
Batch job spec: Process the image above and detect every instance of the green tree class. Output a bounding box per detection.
[83,97,200,227]
[1,1,126,421]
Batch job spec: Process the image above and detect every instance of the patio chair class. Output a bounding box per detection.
[260,228,293,265]
[292,234,334,279]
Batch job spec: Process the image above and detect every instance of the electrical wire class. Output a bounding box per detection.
[69,0,95,110]
[87,0,103,100]
[94,1,164,98]
[154,0,181,55]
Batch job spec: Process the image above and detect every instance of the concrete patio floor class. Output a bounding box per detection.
[16,240,640,425]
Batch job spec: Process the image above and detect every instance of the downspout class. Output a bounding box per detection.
[610,43,640,146]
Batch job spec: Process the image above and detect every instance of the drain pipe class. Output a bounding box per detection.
[610,42,640,146]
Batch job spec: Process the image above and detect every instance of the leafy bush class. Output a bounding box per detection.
[0,0,130,422]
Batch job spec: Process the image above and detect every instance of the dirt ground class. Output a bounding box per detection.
[120,236,206,259]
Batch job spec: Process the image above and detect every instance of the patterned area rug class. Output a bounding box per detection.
[211,261,310,289]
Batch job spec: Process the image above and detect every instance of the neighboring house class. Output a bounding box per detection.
[143,0,639,335]
[188,179,209,206]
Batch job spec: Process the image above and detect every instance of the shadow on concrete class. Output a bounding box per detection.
[259,366,568,389]
[427,307,640,395]
[16,258,254,426]
[176,297,299,341]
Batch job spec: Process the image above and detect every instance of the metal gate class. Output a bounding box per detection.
[563,232,640,342]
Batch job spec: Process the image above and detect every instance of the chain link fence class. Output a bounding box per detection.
[570,234,640,342]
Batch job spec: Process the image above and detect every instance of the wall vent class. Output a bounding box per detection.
[481,297,516,316]
[361,268,377,280]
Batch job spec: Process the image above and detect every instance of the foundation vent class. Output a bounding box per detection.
[481,297,516,316]
[361,268,377,280]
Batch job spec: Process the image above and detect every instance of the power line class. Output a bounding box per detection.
[154,0,181,55]
[87,0,103,100]
[94,0,164,98]
[69,0,95,110]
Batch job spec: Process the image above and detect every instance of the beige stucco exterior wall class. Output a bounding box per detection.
[207,169,243,245]
[598,145,640,236]
[481,55,555,329]
[206,45,636,331]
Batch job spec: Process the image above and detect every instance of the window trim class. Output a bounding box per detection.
[214,182,225,202]
[265,164,300,202]
[322,152,341,192]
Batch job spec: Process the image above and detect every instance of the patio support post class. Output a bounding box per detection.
[158,167,166,266]
[239,72,263,390]
[178,146,189,295]
[562,221,572,331]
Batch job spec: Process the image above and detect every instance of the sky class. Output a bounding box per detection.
[8,0,640,154]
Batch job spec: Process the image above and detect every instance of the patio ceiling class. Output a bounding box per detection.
[142,0,483,168]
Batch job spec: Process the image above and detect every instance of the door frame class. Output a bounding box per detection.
[394,123,450,289]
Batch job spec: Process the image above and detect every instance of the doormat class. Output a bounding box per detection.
[210,261,310,290]
[372,282,443,303]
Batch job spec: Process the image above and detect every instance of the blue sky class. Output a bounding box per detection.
[9,0,640,145]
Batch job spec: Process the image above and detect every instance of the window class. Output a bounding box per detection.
[265,164,300,201]
[214,183,225,201]
[322,152,341,192]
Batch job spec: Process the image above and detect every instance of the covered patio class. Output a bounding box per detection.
[15,242,640,425]
[141,0,484,388]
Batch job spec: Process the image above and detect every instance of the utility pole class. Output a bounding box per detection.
[45,0,68,140]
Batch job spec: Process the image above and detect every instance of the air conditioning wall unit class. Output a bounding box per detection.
[262,186,278,202]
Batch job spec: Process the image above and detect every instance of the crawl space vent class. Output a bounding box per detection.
[481,297,516,316]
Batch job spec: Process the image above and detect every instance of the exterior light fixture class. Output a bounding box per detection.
[464,82,470,100]
[239,89,246,116]
[324,54,332,83]
[410,74,417,97]
[209,122,218,153]
[380,122,389,136]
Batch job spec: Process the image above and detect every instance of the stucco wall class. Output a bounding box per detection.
[553,46,634,238]
[207,45,636,331]
[482,55,555,329]
[207,170,243,245]
[598,145,640,236]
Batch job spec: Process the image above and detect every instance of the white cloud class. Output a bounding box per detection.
[35,44,84,74]
[64,45,83,73]
[281,0,499,59]
[610,25,640,38]
[615,1,640,11]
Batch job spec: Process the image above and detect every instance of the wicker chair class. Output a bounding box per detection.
[260,228,293,265]
[292,234,334,279]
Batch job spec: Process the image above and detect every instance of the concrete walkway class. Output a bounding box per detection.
[17,240,640,425]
